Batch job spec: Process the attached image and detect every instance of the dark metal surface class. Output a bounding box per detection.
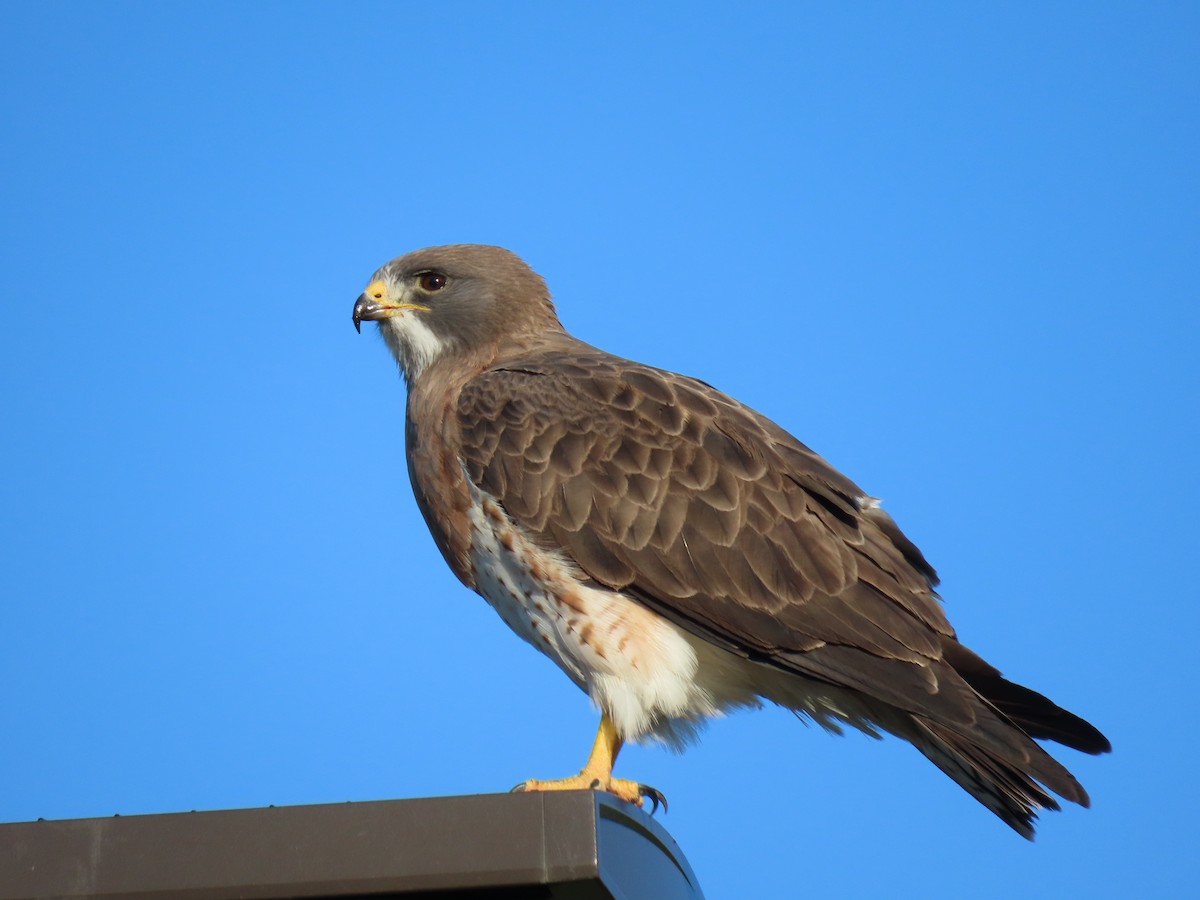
[0,791,704,899]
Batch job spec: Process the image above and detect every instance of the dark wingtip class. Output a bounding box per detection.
[942,640,1112,755]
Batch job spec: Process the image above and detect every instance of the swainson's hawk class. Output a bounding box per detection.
[352,244,1109,837]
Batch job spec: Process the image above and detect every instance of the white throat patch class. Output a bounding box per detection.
[379,313,448,381]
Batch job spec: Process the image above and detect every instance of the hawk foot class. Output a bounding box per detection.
[512,774,667,813]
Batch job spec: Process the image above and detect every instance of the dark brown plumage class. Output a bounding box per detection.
[353,243,1110,838]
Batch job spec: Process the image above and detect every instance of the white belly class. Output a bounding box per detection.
[464,482,760,746]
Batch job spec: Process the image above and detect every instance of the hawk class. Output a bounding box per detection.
[352,244,1109,837]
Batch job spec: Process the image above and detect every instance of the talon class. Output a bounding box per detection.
[639,784,668,814]
[510,781,529,793]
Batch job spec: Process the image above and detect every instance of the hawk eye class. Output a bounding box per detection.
[417,272,448,292]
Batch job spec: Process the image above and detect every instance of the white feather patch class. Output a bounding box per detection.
[464,480,746,746]
[379,312,448,381]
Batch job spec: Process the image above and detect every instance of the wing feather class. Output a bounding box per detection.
[454,345,1104,820]
[458,349,953,665]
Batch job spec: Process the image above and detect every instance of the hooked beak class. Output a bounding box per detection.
[352,292,387,333]
[352,279,430,333]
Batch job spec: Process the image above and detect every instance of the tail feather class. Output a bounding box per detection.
[763,637,1109,837]
[891,641,1111,837]
[909,718,1059,840]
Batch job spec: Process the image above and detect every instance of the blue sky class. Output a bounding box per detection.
[2,3,1196,897]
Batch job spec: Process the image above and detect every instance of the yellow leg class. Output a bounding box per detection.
[515,714,665,810]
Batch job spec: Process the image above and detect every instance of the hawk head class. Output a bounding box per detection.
[353,244,561,381]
